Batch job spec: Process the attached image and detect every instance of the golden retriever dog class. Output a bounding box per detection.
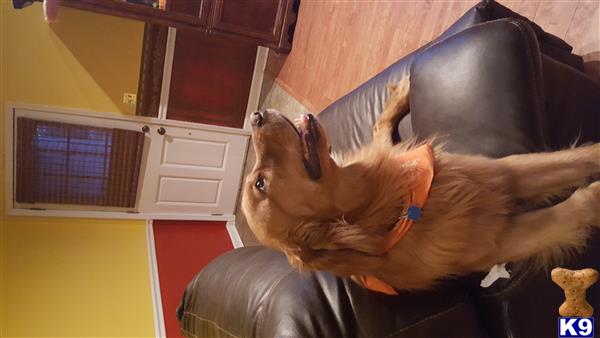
[242,78,600,291]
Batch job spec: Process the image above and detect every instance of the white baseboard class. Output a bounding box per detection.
[146,220,166,338]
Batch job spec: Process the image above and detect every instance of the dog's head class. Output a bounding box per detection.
[242,110,398,274]
[241,110,341,246]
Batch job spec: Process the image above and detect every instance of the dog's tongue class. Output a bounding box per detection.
[301,114,321,180]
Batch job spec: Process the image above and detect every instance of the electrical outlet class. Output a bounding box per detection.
[123,93,137,105]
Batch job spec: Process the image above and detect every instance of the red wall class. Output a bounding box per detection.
[152,220,234,338]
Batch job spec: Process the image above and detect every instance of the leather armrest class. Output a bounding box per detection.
[178,246,488,338]
[409,18,548,157]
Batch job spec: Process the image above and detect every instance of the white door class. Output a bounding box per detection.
[140,124,248,215]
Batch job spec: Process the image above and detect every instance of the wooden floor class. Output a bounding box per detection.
[272,0,600,113]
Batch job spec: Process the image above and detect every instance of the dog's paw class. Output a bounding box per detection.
[570,181,600,226]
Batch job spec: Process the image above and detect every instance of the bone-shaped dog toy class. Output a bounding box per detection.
[551,267,598,317]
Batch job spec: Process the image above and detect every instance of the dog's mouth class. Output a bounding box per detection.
[285,114,322,180]
[253,110,323,181]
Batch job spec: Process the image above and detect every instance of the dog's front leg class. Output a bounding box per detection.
[497,143,600,202]
[373,77,411,146]
[494,181,600,265]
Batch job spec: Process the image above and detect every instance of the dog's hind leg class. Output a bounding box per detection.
[493,181,600,265]
[373,76,411,146]
[497,143,600,201]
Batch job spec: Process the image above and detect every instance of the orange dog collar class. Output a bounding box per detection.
[356,144,435,295]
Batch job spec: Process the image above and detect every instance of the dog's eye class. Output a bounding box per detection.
[255,176,266,191]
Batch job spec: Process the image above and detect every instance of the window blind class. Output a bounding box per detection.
[15,117,145,208]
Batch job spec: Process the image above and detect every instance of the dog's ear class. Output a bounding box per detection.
[283,219,388,275]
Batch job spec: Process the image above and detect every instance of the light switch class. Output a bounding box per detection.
[123,93,137,105]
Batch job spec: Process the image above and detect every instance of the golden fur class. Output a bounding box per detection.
[242,78,600,291]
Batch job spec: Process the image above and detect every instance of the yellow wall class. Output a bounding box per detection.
[1,2,143,115]
[1,3,155,337]
[2,217,155,337]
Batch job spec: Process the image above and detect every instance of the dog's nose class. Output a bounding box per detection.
[250,110,264,127]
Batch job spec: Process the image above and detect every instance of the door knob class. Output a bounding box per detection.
[142,125,150,133]
[157,127,166,135]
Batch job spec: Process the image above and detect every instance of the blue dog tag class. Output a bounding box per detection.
[407,206,422,221]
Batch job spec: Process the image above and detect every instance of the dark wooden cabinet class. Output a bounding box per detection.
[136,24,257,128]
[209,0,293,51]
[167,30,257,128]
[61,0,297,52]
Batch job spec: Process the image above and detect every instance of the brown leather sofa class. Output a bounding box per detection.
[177,1,600,337]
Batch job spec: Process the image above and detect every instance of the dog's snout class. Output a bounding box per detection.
[250,110,265,127]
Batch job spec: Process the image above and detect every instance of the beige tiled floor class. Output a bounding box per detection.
[234,62,312,246]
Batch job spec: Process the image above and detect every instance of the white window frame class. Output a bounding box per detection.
[11,107,149,214]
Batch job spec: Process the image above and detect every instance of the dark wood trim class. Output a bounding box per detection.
[136,23,168,117]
